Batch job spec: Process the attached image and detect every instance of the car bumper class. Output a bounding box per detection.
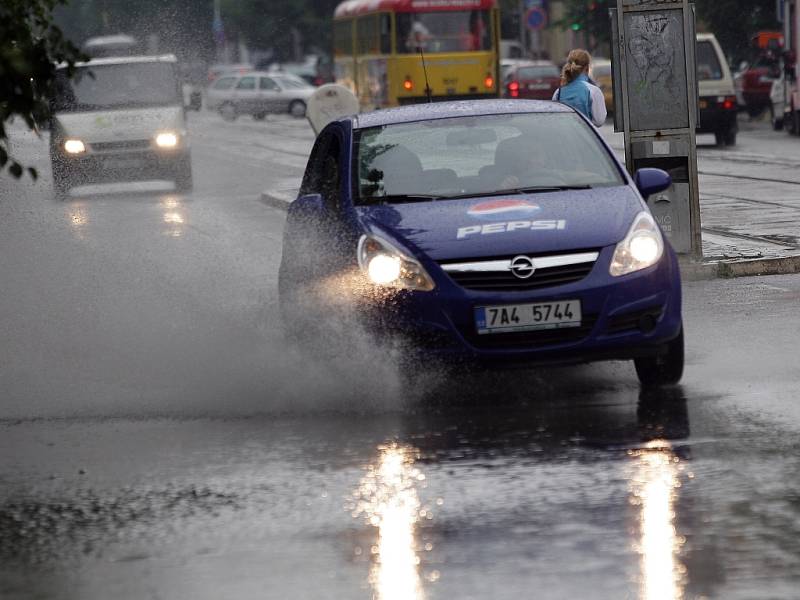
[698,103,737,134]
[52,148,189,184]
[355,246,682,368]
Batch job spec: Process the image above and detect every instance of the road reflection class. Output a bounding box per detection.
[161,195,185,238]
[66,200,89,240]
[630,440,686,600]
[353,443,427,600]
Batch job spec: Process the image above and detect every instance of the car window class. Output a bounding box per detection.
[260,77,279,91]
[236,76,256,90]
[276,77,311,89]
[518,66,560,79]
[212,76,237,90]
[354,112,624,204]
[697,41,723,81]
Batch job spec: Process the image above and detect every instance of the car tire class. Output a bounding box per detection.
[714,128,737,147]
[173,155,193,193]
[634,327,684,388]
[220,102,237,122]
[253,112,267,121]
[289,100,306,118]
[792,109,800,136]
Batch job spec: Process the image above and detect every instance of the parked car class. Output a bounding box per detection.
[503,61,560,100]
[261,54,332,87]
[696,33,739,146]
[734,56,781,117]
[205,71,315,120]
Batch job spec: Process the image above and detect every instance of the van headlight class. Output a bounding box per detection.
[155,132,179,148]
[64,139,86,154]
[357,235,435,291]
[609,212,664,277]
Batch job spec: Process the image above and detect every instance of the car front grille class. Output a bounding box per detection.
[462,315,599,349]
[440,251,599,292]
[90,140,151,152]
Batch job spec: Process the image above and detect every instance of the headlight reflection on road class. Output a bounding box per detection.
[161,195,185,237]
[630,440,686,600]
[351,443,428,600]
[66,201,89,240]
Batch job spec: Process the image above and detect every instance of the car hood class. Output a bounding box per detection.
[356,187,644,262]
[54,106,185,143]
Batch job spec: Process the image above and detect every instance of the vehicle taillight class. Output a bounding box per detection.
[507,80,520,98]
[484,74,494,89]
[403,77,413,91]
[722,96,737,110]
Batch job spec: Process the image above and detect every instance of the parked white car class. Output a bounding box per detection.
[206,71,315,120]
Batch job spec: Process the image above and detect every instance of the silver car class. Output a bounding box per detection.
[206,71,314,120]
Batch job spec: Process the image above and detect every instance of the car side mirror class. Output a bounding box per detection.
[634,168,672,198]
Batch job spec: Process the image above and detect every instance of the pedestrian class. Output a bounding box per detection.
[553,49,607,127]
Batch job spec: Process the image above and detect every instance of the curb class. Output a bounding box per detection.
[259,189,296,210]
[680,255,800,281]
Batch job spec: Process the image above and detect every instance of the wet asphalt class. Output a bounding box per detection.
[0,114,798,600]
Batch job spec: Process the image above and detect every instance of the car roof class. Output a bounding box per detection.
[71,54,177,68]
[351,99,571,129]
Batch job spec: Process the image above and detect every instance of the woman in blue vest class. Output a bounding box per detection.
[553,49,607,127]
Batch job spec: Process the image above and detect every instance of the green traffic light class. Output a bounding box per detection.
[571,23,582,31]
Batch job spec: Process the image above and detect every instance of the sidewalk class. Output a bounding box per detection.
[261,116,800,280]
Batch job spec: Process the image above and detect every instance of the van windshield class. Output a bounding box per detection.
[53,62,181,112]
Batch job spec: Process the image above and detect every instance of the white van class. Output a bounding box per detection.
[50,54,192,196]
[696,33,739,146]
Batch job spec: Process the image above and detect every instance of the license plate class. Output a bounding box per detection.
[475,300,582,335]
[528,83,550,90]
[103,158,144,170]
[698,100,708,109]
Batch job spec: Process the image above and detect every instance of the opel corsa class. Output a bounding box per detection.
[279,100,684,386]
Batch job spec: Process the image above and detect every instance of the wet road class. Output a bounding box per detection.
[1,114,799,599]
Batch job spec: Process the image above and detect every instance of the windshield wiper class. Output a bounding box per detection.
[363,194,443,205]
[438,185,592,200]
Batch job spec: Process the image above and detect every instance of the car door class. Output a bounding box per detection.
[259,76,282,113]
[233,75,258,114]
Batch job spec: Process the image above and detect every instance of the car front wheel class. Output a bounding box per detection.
[289,100,306,118]
[634,327,684,387]
[220,102,237,122]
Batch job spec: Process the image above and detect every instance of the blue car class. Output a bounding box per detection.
[279,100,683,386]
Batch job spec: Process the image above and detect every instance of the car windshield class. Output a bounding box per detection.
[354,112,624,205]
[697,41,723,81]
[397,10,492,54]
[53,62,181,112]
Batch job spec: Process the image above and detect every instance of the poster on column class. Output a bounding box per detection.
[623,9,690,131]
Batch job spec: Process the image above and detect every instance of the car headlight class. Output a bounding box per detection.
[609,212,664,277]
[155,132,179,148]
[357,235,435,292]
[64,139,86,154]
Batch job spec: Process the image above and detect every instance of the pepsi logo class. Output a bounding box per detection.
[468,199,542,220]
